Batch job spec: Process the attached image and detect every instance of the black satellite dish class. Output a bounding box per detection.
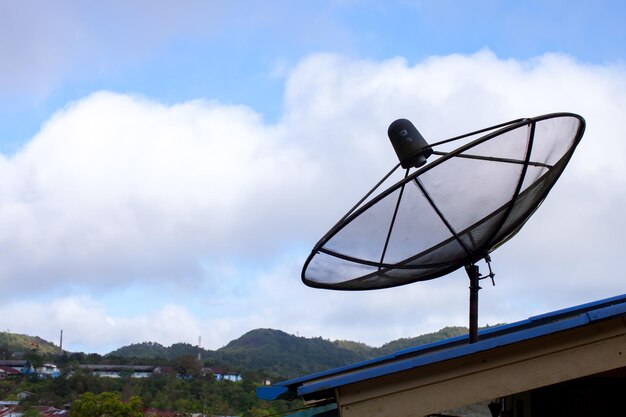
[302,113,586,342]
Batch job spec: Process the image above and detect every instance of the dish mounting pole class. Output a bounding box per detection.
[466,264,481,343]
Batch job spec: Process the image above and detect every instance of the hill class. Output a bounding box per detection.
[214,329,367,378]
[108,341,207,360]
[0,332,62,356]
[1,326,478,379]
[107,326,473,379]
[332,339,373,357]
[376,326,468,355]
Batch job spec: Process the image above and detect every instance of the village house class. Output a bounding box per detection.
[77,364,243,381]
[202,367,242,382]
[0,361,32,375]
[0,404,69,417]
[0,366,21,380]
[79,364,160,378]
[0,361,60,379]
[36,363,60,378]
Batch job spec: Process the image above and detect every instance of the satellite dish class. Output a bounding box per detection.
[302,113,585,342]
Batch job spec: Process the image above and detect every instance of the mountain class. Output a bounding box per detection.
[332,339,373,357]
[107,326,473,379]
[107,341,170,359]
[214,329,367,378]
[108,341,208,360]
[0,332,62,356]
[376,326,468,355]
[214,327,478,378]
[109,329,371,379]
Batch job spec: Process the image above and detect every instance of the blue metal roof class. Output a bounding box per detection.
[257,293,626,401]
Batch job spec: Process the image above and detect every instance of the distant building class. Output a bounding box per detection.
[36,363,60,378]
[0,366,21,379]
[0,361,60,379]
[203,367,242,382]
[34,406,69,417]
[142,408,179,417]
[0,405,69,417]
[0,360,32,375]
[79,364,160,378]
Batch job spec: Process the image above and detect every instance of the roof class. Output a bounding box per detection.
[34,406,70,417]
[79,364,158,372]
[0,366,21,375]
[0,360,29,367]
[143,408,182,417]
[203,367,239,375]
[257,293,626,401]
[0,405,68,417]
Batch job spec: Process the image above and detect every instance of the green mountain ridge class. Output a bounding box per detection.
[1,326,476,379]
[108,326,472,379]
[376,326,468,355]
[0,331,62,357]
[214,329,366,378]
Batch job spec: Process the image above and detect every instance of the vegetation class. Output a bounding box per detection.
[109,327,476,379]
[331,340,373,357]
[0,332,61,357]
[376,326,468,355]
[213,329,366,379]
[70,392,143,417]
[0,325,486,415]
[2,365,296,416]
[108,343,202,362]
[0,326,479,381]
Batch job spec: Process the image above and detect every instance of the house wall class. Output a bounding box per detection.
[334,317,626,417]
[93,371,122,378]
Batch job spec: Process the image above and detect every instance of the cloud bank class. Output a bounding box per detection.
[1,50,625,352]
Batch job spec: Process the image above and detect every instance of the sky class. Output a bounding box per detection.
[0,0,625,354]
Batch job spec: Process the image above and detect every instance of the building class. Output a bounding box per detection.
[0,405,69,417]
[0,361,32,375]
[0,366,21,379]
[258,293,626,417]
[79,364,160,378]
[203,367,242,382]
[36,363,61,378]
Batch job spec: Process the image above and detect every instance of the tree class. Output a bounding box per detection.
[22,408,41,417]
[170,355,201,378]
[25,349,44,370]
[0,343,11,360]
[243,407,270,417]
[70,392,143,417]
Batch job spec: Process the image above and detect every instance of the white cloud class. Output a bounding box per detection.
[0,92,318,292]
[1,50,625,352]
[0,296,203,353]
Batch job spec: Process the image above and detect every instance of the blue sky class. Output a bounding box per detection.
[1,0,625,353]
[4,1,623,149]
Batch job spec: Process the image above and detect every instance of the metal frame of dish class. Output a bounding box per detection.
[302,113,586,343]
